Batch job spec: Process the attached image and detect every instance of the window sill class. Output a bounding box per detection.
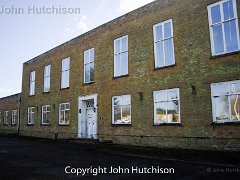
[60,87,70,91]
[210,50,240,59]
[113,74,129,79]
[111,124,132,127]
[29,95,35,97]
[11,124,17,126]
[41,124,50,126]
[58,124,70,126]
[154,64,176,70]
[83,81,95,86]
[154,123,182,126]
[211,121,240,126]
[27,124,34,126]
[43,91,50,94]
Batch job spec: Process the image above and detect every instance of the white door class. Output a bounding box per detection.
[78,94,97,139]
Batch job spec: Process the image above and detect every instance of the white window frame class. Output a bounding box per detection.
[153,88,181,125]
[29,71,35,96]
[3,111,8,125]
[211,80,240,123]
[114,35,128,77]
[11,110,18,125]
[207,0,240,56]
[59,102,70,125]
[43,65,51,92]
[84,48,94,84]
[112,95,131,125]
[28,107,35,125]
[153,19,175,68]
[61,57,70,89]
[42,105,50,125]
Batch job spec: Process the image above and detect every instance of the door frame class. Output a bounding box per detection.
[78,94,98,139]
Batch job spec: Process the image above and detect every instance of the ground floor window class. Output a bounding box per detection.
[11,110,18,125]
[211,80,240,123]
[28,107,35,125]
[112,95,131,124]
[0,112,2,125]
[59,103,70,125]
[3,111,8,125]
[42,105,50,125]
[153,88,180,124]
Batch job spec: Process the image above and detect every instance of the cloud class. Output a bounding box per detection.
[77,15,90,32]
[119,0,155,13]
[64,15,91,34]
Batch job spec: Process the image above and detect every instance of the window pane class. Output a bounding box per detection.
[215,96,229,121]
[231,95,240,121]
[90,49,94,63]
[114,106,121,123]
[85,64,90,83]
[223,0,234,21]
[121,52,128,75]
[213,83,229,96]
[168,90,178,100]
[155,91,167,102]
[156,102,167,123]
[156,41,164,67]
[164,38,174,66]
[84,51,90,64]
[155,25,162,41]
[65,110,70,124]
[122,95,130,105]
[113,97,121,106]
[115,40,120,54]
[60,111,65,124]
[164,22,172,38]
[212,24,224,54]
[231,83,240,93]
[90,63,94,82]
[122,37,128,52]
[122,105,131,123]
[66,103,70,110]
[224,20,238,52]
[115,54,121,76]
[211,5,221,24]
[65,71,69,87]
[46,112,50,123]
[167,101,180,123]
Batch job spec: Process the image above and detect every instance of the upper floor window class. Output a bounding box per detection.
[3,111,8,125]
[42,105,50,125]
[28,107,35,125]
[59,103,70,125]
[153,19,175,68]
[208,0,240,56]
[112,95,131,124]
[29,71,35,96]
[11,110,18,125]
[84,48,94,83]
[153,88,180,124]
[211,80,240,123]
[43,65,51,92]
[114,35,128,77]
[61,58,70,89]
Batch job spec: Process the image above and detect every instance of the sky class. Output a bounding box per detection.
[0,0,155,98]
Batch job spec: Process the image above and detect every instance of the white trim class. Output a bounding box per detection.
[11,109,17,125]
[43,65,51,93]
[3,111,8,125]
[61,57,70,89]
[41,105,50,125]
[29,71,35,96]
[153,88,181,125]
[27,107,35,125]
[84,48,95,84]
[59,102,70,125]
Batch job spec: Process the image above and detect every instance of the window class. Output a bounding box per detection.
[11,110,18,125]
[61,58,70,89]
[28,107,35,125]
[153,88,180,124]
[114,35,128,77]
[208,0,240,55]
[43,65,51,92]
[211,80,240,123]
[0,112,1,125]
[42,105,50,125]
[153,19,175,68]
[112,95,131,124]
[59,103,70,125]
[29,71,35,96]
[84,48,94,83]
[3,111,8,125]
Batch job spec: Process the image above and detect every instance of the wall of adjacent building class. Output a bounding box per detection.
[19,0,240,150]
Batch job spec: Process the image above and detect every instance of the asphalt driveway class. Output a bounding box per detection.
[0,136,239,179]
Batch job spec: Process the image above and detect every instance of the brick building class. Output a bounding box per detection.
[0,93,21,134]
[1,0,240,150]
